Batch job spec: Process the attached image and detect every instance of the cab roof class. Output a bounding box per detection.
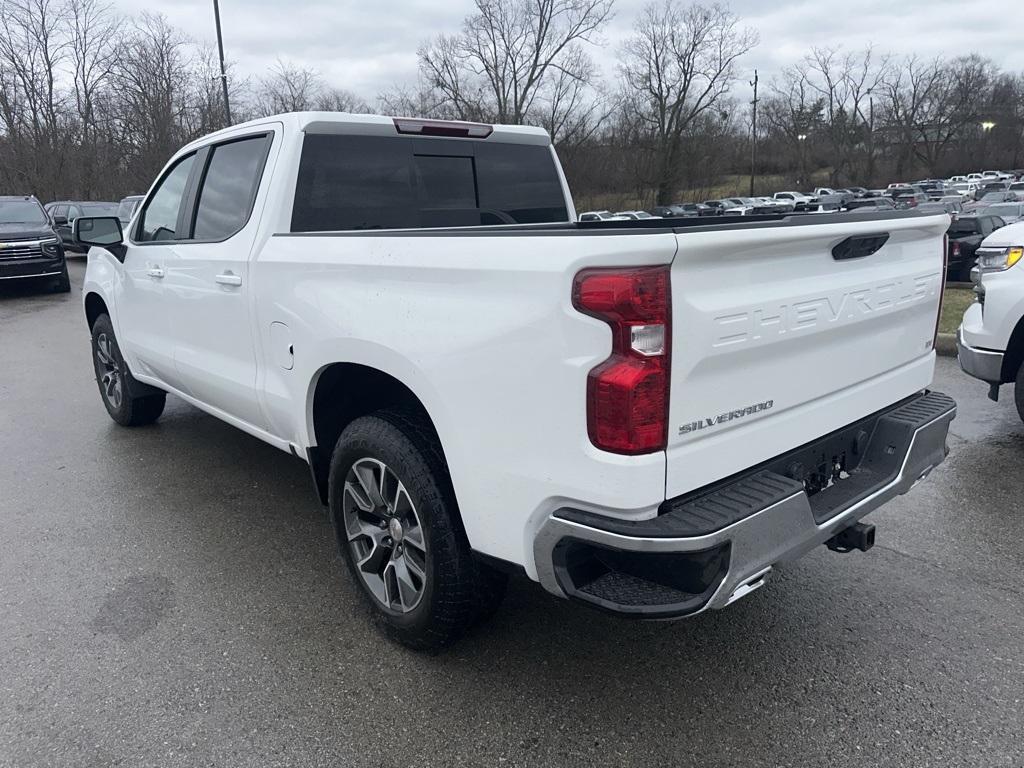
[179,111,552,154]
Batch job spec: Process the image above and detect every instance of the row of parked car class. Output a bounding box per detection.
[581,170,1024,223]
[579,170,1024,282]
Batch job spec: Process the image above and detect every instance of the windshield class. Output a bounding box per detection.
[117,199,140,222]
[986,204,1022,217]
[80,202,119,217]
[0,200,47,225]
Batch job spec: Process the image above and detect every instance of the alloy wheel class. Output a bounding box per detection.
[342,457,428,613]
[95,333,123,409]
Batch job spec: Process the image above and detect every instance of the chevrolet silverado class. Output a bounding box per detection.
[77,112,956,650]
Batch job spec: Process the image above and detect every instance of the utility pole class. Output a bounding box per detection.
[213,0,232,125]
[749,70,758,196]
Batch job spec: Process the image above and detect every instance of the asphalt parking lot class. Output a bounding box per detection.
[1,258,1023,768]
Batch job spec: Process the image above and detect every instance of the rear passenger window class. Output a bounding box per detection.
[292,135,415,232]
[291,134,568,232]
[193,135,270,240]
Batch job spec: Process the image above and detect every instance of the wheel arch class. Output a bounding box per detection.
[1002,313,1024,383]
[305,362,450,506]
[84,291,109,330]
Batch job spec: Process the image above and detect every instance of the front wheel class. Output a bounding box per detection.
[327,409,506,651]
[90,314,166,426]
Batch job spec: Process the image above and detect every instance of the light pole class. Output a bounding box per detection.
[981,121,996,168]
[797,133,808,188]
[749,70,758,196]
[213,0,232,125]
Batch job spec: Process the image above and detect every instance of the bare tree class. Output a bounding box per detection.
[882,54,993,176]
[0,0,70,197]
[618,0,757,204]
[418,0,613,125]
[254,59,372,116]
[256,59,322,113]
[765,47,888,186]
[534,45,612,147]
[0,0,1020,210]
[315,87,373,114]
[67,0,119,196]
[378,81,462,120]
[112,12,195,186]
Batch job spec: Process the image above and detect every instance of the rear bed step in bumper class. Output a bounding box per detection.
[533,391,956,618]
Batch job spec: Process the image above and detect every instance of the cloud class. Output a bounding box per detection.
[114,0,1024,98]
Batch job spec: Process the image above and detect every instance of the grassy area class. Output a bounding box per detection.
[939,287,975,336]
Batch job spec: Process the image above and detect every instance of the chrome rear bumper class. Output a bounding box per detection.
[533,392,956,618]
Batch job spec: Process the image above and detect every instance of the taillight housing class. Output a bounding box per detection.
[572,266,671,454]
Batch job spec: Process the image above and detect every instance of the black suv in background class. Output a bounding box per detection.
[0,196,69,292]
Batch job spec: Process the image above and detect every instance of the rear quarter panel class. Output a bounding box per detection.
[252,230,678,574]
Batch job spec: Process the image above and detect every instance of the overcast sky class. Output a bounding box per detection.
[115,0,1024,100]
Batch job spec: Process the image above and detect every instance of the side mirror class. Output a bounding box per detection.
[52,215,68,226]
[74,217,125,260]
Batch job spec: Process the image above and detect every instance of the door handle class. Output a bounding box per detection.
[215,272,242,287]
[147,267,164,278]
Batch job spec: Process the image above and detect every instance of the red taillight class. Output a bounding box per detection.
[572,266,671,454]
[952,241,961,257]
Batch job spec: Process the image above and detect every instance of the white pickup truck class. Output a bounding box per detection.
[78,112,956,650]
[957,220,1024,421]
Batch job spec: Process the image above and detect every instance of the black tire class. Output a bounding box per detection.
[90,314,166,426]
[327,408,506,651]
[53,262,71,293]
[1015,362,1024,426]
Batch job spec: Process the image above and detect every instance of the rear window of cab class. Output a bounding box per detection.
[291,134,569,232]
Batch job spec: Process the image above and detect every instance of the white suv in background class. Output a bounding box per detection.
[957,221,1024,421]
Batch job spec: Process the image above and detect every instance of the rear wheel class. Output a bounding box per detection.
[90,314,166,426]
[328,409,506,651]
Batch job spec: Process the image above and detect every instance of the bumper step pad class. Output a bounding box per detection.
[540,391,956,617]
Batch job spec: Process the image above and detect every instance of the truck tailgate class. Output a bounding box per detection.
[666,214,948,499]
